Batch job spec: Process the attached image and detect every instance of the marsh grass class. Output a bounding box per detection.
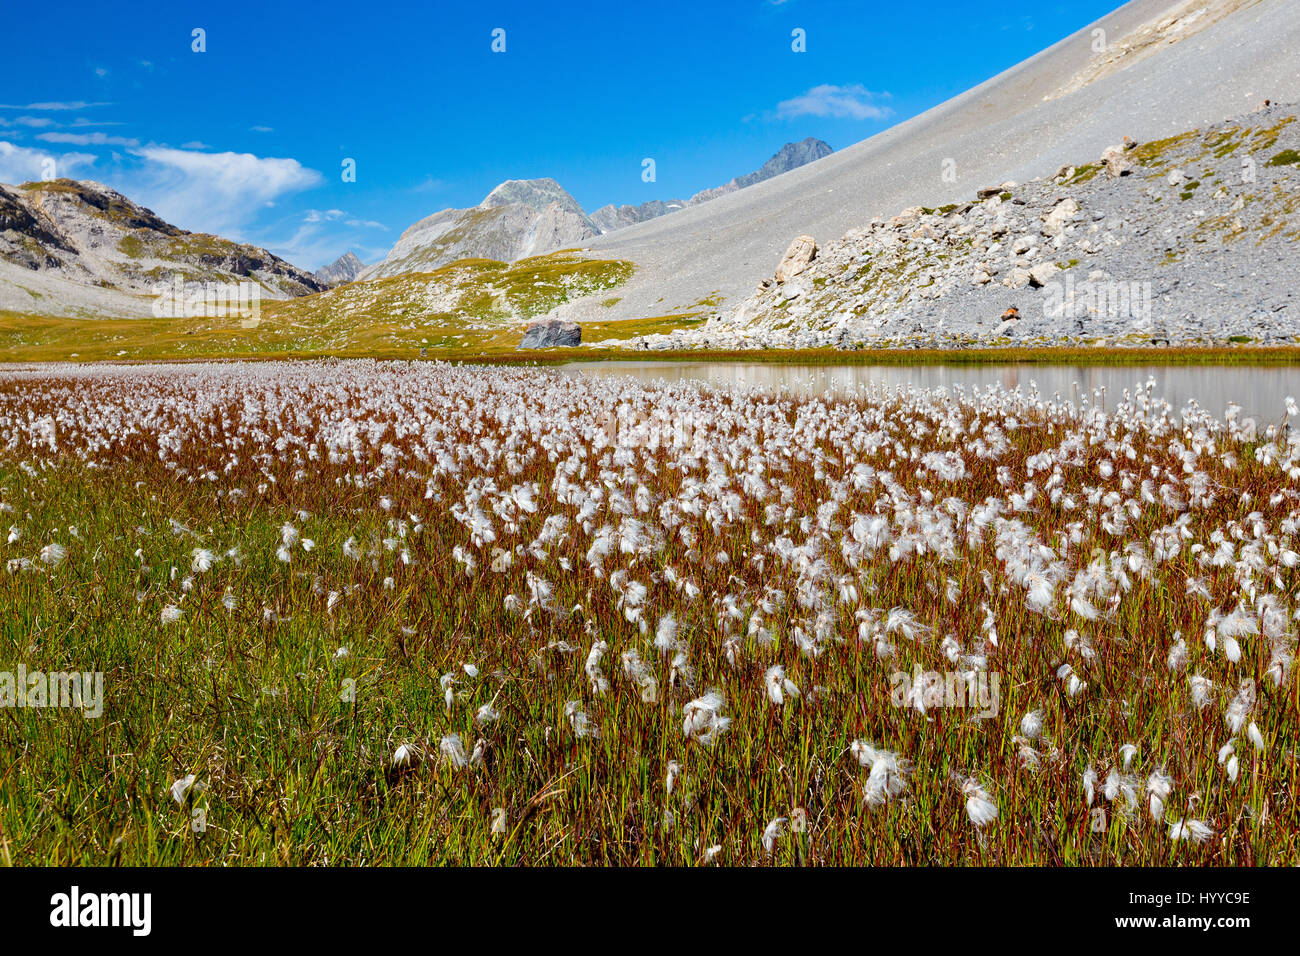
[0,363,1297,866]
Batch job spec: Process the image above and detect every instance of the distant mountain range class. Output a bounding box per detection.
[0,137,834,316]
[590,138,833,232]
[0,179,325,317]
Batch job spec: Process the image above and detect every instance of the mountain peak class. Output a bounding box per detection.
[480,178,588,219]
[745,138,834,184]
[313,251,365,287]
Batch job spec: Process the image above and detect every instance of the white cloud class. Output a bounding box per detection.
[0,101,111,111]
[126,147,323,236]
[304,208,347,223]
[774,84,892,121]
[0,140,95,185]
[38,131,140,147]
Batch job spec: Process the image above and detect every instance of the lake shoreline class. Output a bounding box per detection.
[6,344,1300,368]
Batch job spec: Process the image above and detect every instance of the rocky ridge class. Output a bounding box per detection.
[0,179,326,317]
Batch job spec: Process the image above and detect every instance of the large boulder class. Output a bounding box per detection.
[775,235,817,282]
[1101,144,1134,178]
[1029,262,1061,287]
[518,319,581,349]
[1041,197,1081,236]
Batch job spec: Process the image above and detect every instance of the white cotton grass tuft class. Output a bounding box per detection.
[1082,764,1098,806]
[961,778,998,828]
[851,741,910,807]
[1217,740,1239,783]
[1224,681,1255,733]
[654,614,679,654]
[1056,663,1087,697]
[764,664,799,706]
[1019,708,1045,740]
[761,816,787,855]
[1167,632,1187,672]
[391,743,420,769]
[439,734,468,768]
[682,690,731,746]
[39,542,67,566]
[564,700,598,739]
[169,774,197,804]
[1247,721,1265,753]
[1188,674,1214,710]
[1146,771,1173,822]
[1168,818,1214,844]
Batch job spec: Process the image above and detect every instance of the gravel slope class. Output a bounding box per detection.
[554,0,1300,326]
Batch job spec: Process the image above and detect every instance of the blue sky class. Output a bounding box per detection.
[0,0,1121,270]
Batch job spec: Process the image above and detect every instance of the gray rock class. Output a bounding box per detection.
[518,319,581,349]
[775,235,817,282]
[1029,262,1060,287]
[1101,145,1134,178]
[1004,268,1033,289]
[1042,198,1081,236]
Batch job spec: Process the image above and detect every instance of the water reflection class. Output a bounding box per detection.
[564,361,1300,424]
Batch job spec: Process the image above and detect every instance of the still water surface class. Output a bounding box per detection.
[565,362,1300,423]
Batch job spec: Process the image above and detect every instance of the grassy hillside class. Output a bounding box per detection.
[0,250,640,361]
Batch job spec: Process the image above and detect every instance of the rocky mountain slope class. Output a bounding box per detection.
[622,107,1300,349]
[313,251,364,287]
[551,0,1300,329]
[590,138,832,234]
[359,178,600,280]
[0,179,326,317]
